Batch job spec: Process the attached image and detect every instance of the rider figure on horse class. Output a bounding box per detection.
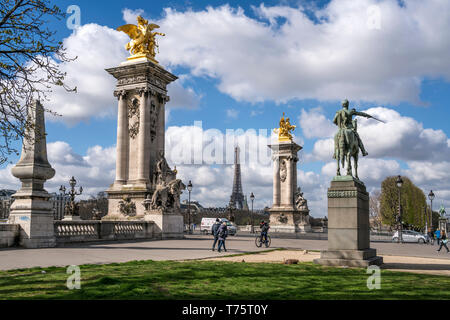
[333,99,371,160]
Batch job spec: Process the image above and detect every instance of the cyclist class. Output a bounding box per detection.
[259,220,270,245]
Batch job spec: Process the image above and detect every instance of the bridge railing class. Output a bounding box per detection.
[54,220,156,244]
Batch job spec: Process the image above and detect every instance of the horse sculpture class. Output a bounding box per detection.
[335,128,360,179]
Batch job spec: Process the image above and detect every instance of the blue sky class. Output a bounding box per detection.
[1,0,450,216]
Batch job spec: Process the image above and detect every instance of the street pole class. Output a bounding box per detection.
[188,190,191,234]
[396,175,403,243]
[187,180,193,235]
[398,187,403,243]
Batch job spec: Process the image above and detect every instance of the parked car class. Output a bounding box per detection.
[220,218,237,236]
[392,230,428,243]
[200,217,237,236]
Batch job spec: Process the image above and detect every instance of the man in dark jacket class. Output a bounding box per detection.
[260,220,270,245]
[211,218,221,251]
[217,222,228,252]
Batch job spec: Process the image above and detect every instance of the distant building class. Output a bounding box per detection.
[0,189,15,219]
[181,200,204,214]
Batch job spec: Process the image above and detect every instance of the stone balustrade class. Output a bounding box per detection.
[54,220,156,244]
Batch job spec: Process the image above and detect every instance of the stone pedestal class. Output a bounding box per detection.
[104,58,178,218]
[268,141,311,233]
[439,217,448,235]
[144,209,184,239]
[8,101,56,248]
[314,176,383,267]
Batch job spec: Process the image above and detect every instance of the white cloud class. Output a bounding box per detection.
[122,8,145,24]
[226,109,239,119]
[299,107,335,139]
[40,21,200,125]
[152,0,450,105]
[0,141,116,198]
[166,75,202,110]
[309,107,450,162]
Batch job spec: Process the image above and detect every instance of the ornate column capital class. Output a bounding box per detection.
[114,89,127,100]
[138,87,150,97]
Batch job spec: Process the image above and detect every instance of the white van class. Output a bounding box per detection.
[200,218,218,234]
[200,217,237,236]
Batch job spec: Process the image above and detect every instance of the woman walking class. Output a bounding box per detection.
[217,221,228,253]
[437,231,449,253]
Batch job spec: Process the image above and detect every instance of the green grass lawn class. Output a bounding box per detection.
[0,260,449,300]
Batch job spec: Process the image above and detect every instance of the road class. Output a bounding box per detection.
[0,235,448,271]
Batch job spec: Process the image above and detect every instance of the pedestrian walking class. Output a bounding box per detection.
[217,221,228,253]
[436,231,449,253]
[428,229,435,245]
[211,218,221,251]
[435,229,441,246]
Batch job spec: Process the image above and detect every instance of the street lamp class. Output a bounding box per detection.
[428,190,435,232]
[60,176,83,219]
[250,192,255,233]
[424,205,428,236]
[187,180,193,234]
[396,175,403,243]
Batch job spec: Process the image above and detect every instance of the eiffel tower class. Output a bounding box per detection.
[229,146,245,209]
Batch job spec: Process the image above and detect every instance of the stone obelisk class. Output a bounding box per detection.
[8,101,56,248]
[268,113,311,234]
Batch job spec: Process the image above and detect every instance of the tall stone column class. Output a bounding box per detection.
[157,97,166,155]
[273,157,280,207]
[137,88,149,183]
[115,90,128,185]
[8,101,56,248]
[268,141,311,234]
[105,60,178,221]
[285,157,293,208]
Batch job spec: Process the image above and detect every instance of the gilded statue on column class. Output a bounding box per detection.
[117,16,165,63]
[274,112,296,142]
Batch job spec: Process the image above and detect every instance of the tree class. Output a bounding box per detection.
[369,190,382,230]
[380,176,427,229]
[0,0,75,164]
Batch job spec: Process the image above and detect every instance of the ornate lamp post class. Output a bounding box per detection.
[424,205,428,236]
[428,190,435,231]
[60,176,83,220]
[396,175,403,243]
[250,192,255,233]
[187,180,193,234]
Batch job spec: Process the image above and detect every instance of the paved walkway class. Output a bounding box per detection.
[0,235,448,271]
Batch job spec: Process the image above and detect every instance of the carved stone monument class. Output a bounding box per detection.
[268,114,311,233]
[104,16,184,239]
[8,101,56,248]
[314,99,383,267]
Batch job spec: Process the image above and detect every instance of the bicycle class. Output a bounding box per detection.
[255,234,271,248]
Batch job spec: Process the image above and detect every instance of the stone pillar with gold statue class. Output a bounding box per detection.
[268,113,311,234]
[104,16,185,239]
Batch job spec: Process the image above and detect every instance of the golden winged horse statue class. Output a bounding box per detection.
[117,16,165,63]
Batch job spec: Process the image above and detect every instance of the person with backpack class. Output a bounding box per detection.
[211,218,221,251]
[217,221,228,253]
[437,231,449,253]
[435,229,441,246]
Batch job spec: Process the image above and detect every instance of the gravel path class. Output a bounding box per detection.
[205,250,450,276]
